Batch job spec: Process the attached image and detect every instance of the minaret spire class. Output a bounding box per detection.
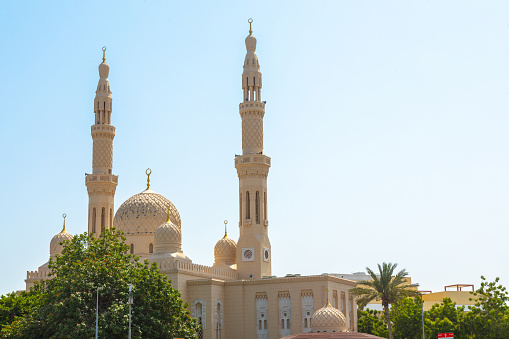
[85,47,118,238]
[235,20,272,279]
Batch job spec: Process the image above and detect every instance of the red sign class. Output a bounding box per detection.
[438,334,454,338]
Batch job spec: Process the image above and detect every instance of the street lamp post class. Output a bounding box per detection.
[95,287,101,339]
[128,283,133,339]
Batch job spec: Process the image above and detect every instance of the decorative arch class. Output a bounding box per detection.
[191,298,206,330]
[215,298,223,338]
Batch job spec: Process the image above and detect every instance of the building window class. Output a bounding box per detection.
[101,207,105,232]
[255,191,260,224]
[92,208,96,233]
[192,298,206,338]
[246,191,250,219]
[264,191,267,221]
[215,299,223,339]
[130,244,134,254]
[149,243,153,254]
[109,208,113,228]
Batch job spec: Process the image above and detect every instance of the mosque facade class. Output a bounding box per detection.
[25,23,358,339]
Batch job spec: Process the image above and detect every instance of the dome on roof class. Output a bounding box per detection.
[245,34,257,52]
[310,302,348,333]
[214,235,236,266]
[154,219,181,254]
[50,228,73,257]
[113,189,181,235]
[99,62,109,78]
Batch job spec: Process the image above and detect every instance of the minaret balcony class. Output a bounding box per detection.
[91,125,115,133]
[239,101,265,113]
[85,173,118,185]
[235,154,271,167]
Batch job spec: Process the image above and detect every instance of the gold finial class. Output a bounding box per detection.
[62,213,67,233]
[223,220,228,238]
[248,18,253,34]
[102,46,106,63]
[166,203,171,223]
[146,168,152,190]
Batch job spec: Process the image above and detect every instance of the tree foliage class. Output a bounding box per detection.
[358,276,509,339]
[351,262,420,339]
[462,276,509,339]
[0,292,37,330]
[391,296,423,339]
[0,229,198,338]
[357,308,388,338]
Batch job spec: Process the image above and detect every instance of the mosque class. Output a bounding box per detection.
[24,21,361,339]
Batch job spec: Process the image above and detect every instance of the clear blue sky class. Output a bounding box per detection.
[1,0,509,295]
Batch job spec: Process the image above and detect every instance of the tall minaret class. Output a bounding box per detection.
[85,47,118,237]
[235,19,272,279]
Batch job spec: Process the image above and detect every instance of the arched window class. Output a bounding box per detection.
[130,244,134,254]
[255,191,260,224]
[246,191,250,219]
[287,319,290,328]
[281,319,284,329]
[259,320,262,330]
[92,208,96,233]
[101,207,105,232]
[109,208,113,228]
[264,320,267,329]
[239,193,242,222]
[264,192,267,220]
[149,243,154,254]
[304,318,308,328]
[196,302,204,339]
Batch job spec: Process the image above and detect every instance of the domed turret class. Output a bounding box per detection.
[147,202,191,264]
[50,214,73,258]
[214,221,237,266]
[98,46,110,78]
[310,296,348,333]
[154,212,181,254]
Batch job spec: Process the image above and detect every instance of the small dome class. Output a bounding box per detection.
[114,189,181,235]
[99,62,109,78]
[50,228,73,257]
[154,220,181,254]
[310,302,348,333]
[245,34,257,52]
[214,235,237,266]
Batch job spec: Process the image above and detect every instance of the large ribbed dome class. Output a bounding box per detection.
[311,302,348,333]
[50,228,73,257]
[114,189,181,235]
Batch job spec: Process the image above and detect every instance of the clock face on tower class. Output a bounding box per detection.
[242,247,255,261]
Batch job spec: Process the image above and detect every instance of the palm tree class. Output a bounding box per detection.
[350,262,420,339]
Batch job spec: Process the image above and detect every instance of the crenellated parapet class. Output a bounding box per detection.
[157,260,238,281]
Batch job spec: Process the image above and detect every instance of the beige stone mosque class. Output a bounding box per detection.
[24,21,364,339]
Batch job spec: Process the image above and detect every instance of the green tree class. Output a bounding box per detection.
[424,298,464,339]
[462,276,509,338]
[357,308,388,338]
[350,262,420,339]
[0,229,199,339]
[0,292,38,329]
[391,296,423,339]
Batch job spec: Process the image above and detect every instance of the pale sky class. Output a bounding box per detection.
[1,0,509,295]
